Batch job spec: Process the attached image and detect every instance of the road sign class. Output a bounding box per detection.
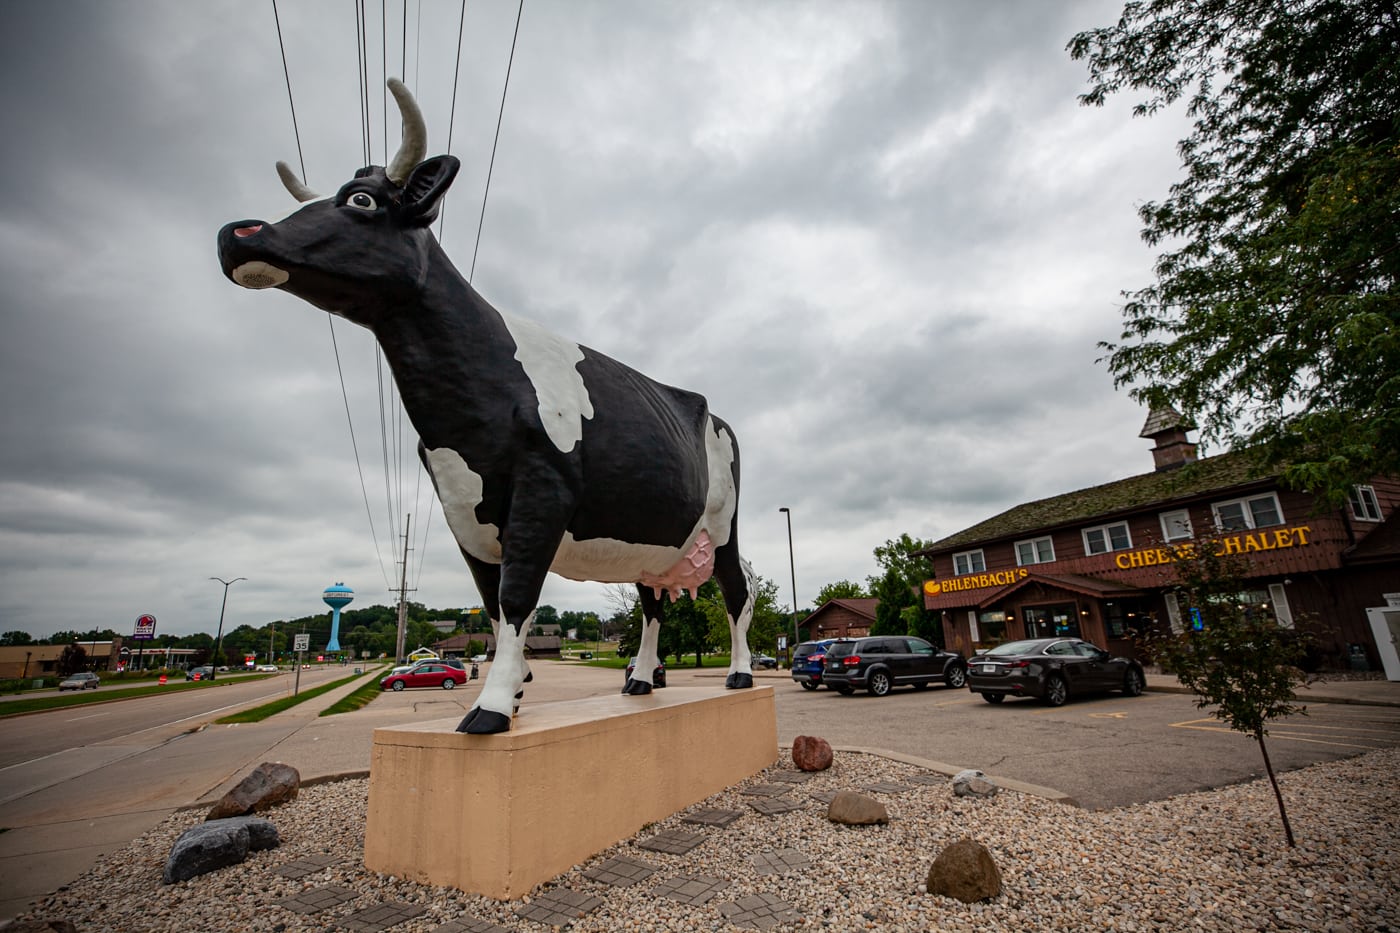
[132,614,157,640]
[293,633,310,651]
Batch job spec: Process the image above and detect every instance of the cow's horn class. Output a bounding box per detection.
[276,161,320,202]
[385,77,427,185]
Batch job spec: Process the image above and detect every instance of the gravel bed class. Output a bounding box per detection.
[16,747,1400,932]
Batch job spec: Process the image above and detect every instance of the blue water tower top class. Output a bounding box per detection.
[323,582,354,608]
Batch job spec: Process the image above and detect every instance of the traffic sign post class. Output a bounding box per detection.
[293,633,310,696]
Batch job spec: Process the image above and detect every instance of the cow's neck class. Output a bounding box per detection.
[368,246,510,450]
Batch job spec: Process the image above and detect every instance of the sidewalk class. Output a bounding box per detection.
[1144,671,1400,707]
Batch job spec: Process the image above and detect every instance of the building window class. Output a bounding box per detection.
[1014,536,1055,566]
[1212,492,1283,531]
[1082,521,1132,555]
[1159,509,1194,542]
[1349,485,1382,522]
[953,550,986,575]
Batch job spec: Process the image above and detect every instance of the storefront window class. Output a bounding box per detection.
[1104,599,1153,639]
[977,611,1008,645]
[1023,604,1080,639]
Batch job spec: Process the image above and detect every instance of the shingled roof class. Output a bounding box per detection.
[919,451,1271,554]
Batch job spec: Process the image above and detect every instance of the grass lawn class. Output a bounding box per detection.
[215,669,377,723]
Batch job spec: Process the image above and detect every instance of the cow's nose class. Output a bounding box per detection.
[234,224,264,238]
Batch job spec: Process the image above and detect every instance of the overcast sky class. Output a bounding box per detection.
[0,0,1193,642]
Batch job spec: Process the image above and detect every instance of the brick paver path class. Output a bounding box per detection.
[739,783,792,798]
[654,873,729,906]
[637,829,707,855]
[339,901,426,931]
[430,917,510,933]
[274,854,344,879]
[749,847,812,876]
[768,770,815,784]
[866,781,914,794]
[718,892,799,930]
[583,855,656,887]
[276,884,359,914]
[747,796,805,816]
[681,807,744,827]
[513,889,603,925]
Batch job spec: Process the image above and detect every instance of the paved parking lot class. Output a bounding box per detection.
[664,668,1400,810]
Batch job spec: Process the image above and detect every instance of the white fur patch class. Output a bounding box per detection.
[425,448,502,562]
[475,614,531,718]
[498,312,594,453]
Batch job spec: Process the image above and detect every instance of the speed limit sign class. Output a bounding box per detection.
[293,633,310,652]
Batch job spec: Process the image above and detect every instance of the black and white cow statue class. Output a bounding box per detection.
[217,79,756,734]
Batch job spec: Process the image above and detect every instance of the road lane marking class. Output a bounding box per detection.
[1169,718,1394,750]
[66,711,111,721]
[1089,712,1128,719]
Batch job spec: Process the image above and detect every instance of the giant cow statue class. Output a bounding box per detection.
[217,79,755,733]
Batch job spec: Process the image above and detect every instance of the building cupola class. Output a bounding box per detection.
[1140,407,1198,472]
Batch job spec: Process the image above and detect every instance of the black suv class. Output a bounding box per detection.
[822,636,966,697]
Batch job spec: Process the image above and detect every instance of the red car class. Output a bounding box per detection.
[380,663,468,691]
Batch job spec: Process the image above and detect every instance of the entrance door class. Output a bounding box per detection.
[1366,608,1400,681]
[1023,604,1080,639]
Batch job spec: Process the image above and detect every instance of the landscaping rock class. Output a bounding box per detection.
[952,768,998,798]
[791,735,834,772]
[163,817,279,884]
[926,838,1001,903]
[0,921,78,933]
[206,761,301,820]
[826,791,889,825]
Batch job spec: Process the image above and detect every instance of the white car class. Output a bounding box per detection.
[255,664,279,672]
[470,654,488,663]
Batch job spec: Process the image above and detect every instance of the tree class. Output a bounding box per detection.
[866,534,941,644]
[1148,532,1311,847]
[0,630,33,646]
[815,580,866,605]
[57,642,88,676]
[1070,1,1400,506]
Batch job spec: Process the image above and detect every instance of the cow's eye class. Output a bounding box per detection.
[348,192,377,211]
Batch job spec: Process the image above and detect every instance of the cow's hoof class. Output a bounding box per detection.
[725,672,754,689]
[456,707,511,734]
[622,678,653,696]
[524,670,533,684]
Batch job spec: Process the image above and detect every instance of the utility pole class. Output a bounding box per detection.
[393,514,415,663]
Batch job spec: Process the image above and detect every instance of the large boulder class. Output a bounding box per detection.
[791,735,834,772]
[926,838,1001,903]
[951,768,998,798]
[163,817,279,884]
[826,791,889,825]
[206,761,300,820]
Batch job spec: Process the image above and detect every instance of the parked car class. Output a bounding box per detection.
[823,636,967,697]
[380,663,468,691]
[965,637,1146,706]
[470,654,488,663]
[624,656,666,688]
[790,639,842,690]
[58,672,100,691]
[411,657,465,672]
[255,664,279,672]
[186,666,214,681]
[751,654,778,670]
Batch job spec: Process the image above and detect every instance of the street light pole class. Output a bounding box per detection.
[779,507,798,664]
[209,576,247,680]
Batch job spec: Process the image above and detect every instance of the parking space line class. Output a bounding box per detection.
[1170,718,1391,750]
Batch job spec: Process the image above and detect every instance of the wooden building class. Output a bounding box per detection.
[917,411,1400,674]
[797,598,879,642]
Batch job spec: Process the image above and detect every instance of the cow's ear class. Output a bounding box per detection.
[398,155,460,225]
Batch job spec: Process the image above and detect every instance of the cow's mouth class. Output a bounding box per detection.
[231,260,290,289]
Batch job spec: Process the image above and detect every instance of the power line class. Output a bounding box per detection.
[270,0,307,184]
[470,0,525,284]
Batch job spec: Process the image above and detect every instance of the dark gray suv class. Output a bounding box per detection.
[822,636,966,697]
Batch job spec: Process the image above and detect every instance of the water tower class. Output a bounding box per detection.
[322,582,354,652]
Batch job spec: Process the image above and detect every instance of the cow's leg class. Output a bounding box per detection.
[714,545,756,689]
[457,478,569,734]
[455,549,532,687]
[624,585,665,695]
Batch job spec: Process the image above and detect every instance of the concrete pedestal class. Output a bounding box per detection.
[364,686,777,898]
